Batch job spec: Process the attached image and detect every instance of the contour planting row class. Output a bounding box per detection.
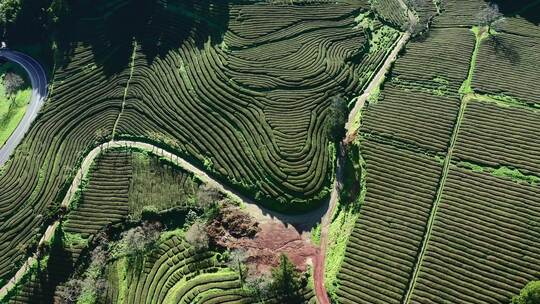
[6,149,200,302]
[7,241,76,304]
[391,27,475,93]
[116,2,390,210]
[0,40,129,281]
[454,100,540,176]
[103,235,249,304]
[337,140,443,304]
[408,168,540,304]
[372,0,408,28]
[360,83,460,152]
[63,150,132,239]
[472,30,540,104]
[431,0,486,28]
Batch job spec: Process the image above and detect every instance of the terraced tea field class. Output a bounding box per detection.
[1,0,540,303]
[336,2,540,304]
[0,0,402,288]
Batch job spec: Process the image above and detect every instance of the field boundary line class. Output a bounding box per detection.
[402,26,483,304]
[112,39,138,139]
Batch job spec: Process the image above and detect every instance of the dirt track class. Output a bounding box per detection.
[313,29,412,304]
[0,4,416,299]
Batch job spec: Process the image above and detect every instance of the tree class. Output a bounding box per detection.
[325,95,348,142]
[401,18,424,36]
[121,221,162,255]
[185,219,209,251]
[512,281,540,304]
[226,248,248,284]
[245,273,272,302]
[4,72,24,95]
[47,0,70,26]
[476,3,504,33]
[270,254,303,302]
[0,0,21,27]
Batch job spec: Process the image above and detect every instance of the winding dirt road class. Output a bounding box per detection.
[0,49,48,167]
[0,140,332,299]
[314,28,412,304]
[0,7,415,298]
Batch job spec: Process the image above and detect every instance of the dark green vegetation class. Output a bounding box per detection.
[371,0,409,27]
[391,27,476,94]
[512,281,540,304]
[361,83,460,151]
[337,0,540,303]
[0,0,404,285]
[4,149,200,303]
[472,18,540,105]
[5,148,316,303]
[114,1,371,210]
[454,100,540,174]
[408,168,540,303]
[336,140,443,303]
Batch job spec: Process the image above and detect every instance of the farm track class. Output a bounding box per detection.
[0,140,330,300]
[0,3,416,300]
[402,26,482,304]
[317,27,412,304]
[0,49,48,167]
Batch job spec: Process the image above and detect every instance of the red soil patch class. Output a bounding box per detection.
[227,222,318,274]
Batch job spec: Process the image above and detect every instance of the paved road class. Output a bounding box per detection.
[0,49,48,167]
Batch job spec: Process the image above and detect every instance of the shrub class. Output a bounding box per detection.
[270,254,304,303]
[185,220,209,252]
[512,281,540,304]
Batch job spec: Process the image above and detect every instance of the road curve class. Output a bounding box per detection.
[0,49,48,167]
[0,139,332,300]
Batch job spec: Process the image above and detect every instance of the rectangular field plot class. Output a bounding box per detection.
[472,26,540,104]
[361,83,460,152]
[431,0,486,28]
[454,100,540,175]
[409,168,540,304]
[391,28,475,93]
[337,140,443,304]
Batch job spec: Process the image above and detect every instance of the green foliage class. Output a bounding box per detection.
[47,0,69,26]
[0,0,21,26]
[129,152,199,220]
[512,281,540,304]
[326,95,348,142]
[0,64,31,147]
[270,254,304,302]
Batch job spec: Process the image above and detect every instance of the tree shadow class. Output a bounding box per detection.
[491,0,540,24]
[55,0,229,78]
[489,35,521,65]
[28,229,74,303]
